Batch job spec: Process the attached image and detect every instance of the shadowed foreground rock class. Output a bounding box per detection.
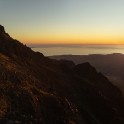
[0,25,124,124]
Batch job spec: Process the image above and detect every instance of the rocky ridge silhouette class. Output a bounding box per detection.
[0,25,124,124]
[49,54,124,94]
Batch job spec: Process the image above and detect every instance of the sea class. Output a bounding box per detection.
[31,44,124,56]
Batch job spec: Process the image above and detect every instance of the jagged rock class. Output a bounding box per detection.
[0,25,5,33]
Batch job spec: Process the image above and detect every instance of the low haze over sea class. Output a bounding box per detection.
[31,44,124,56]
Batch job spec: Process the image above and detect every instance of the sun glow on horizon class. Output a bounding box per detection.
[1,0,124,45]
[13,32,124,45]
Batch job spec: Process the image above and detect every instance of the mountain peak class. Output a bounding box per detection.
[0,25,10,39]
[0,25,5,33]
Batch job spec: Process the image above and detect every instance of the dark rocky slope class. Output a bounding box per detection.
[49,54,124,94]
[0,25,124,124]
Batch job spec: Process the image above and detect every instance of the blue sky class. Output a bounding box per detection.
[0,0,124,44]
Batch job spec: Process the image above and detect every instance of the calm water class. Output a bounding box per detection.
[31,45,124,56]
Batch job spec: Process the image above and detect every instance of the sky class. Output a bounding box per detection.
[0,0,124,45]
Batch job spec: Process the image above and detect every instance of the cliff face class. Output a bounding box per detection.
[0,25,124,124]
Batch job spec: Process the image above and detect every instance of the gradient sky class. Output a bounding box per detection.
[0,0,124,44]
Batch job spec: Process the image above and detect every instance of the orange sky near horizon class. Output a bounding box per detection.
[12,30,124,45]
[1,0,124,45]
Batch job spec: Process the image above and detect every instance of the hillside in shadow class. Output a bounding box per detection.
[0,25,124,124]
[50,54,124,94]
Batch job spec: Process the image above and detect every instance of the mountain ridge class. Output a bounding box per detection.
[0,25,124,124]
[49,54,124,94]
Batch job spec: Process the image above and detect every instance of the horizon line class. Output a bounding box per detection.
[27,43,124,46]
